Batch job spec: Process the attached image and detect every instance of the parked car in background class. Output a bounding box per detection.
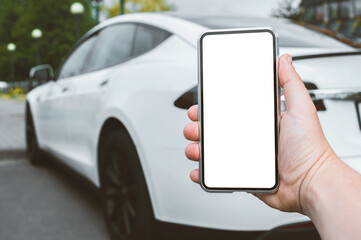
[0,81,8,91]
[25,13,361,240]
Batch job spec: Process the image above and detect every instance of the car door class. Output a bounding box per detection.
[36,80,68,151]
[46,34,98,164]
[64,23,138,177]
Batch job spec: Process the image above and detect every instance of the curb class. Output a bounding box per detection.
[0,149,26,160]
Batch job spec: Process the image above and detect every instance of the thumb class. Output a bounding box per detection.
[279,54,314,112]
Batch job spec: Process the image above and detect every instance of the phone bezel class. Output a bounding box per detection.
[198,28,280,193]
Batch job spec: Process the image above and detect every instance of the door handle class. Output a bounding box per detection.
[281,88,361,102]
[308,88,361,101]
[100,79,109,87]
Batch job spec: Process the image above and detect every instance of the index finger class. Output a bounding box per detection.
[187,105,198,121]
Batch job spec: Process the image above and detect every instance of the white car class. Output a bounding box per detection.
[0,81,8,91]
[26,13,361,239]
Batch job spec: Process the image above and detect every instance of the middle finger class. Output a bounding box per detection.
[183,121,200,141]
[185,143,200,161]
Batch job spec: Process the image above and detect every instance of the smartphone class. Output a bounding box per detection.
[198,28,279,193]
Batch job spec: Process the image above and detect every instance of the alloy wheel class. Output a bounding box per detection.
[103,149,137,240]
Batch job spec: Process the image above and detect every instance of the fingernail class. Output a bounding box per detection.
[287,55,292,65]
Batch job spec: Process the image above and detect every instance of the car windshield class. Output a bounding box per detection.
[181,15,349,49]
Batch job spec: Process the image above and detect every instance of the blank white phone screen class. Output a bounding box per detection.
[201,30,277,189]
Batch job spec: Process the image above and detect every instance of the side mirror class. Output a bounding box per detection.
[29,64,54,82]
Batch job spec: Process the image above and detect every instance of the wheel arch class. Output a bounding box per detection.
[25,101,31,142]
[25,97,42,147]
[97,117,152,195]
[25,100,36,139]
[97,117,129,174]
[97,117,157,217]
[25,100,31,119]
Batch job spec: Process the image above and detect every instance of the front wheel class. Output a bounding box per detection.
[99,129,154,240]
[26,105,45,165]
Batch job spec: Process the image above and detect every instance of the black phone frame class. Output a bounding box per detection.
[198,28,279,192]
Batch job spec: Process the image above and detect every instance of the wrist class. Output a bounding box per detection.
[298,151,361,239]
[299,149,340,216]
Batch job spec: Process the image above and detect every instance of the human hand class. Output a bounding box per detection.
[183,54,338,214]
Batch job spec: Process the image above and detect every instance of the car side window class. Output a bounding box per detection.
[58,35,98,79]
[133,24,171,56]
[85,24,136,72]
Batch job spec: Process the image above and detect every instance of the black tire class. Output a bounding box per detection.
[26,105,45,166]
[99,129,154,240]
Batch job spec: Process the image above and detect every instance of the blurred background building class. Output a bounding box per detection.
[300,0,361,39]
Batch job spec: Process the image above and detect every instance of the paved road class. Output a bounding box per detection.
[0,99,109,240]
[0,99,320,240]
[0,99,26,155]
[0,159,109,240]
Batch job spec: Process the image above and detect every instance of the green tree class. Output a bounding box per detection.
[273,0,302,21]
[104,0,171,18]
[0,0,96,83]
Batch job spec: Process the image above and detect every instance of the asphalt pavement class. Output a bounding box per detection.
[0,99,109,240]
[0,99,320,240]
[0,99,26,157]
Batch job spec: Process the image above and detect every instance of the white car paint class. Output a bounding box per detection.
[26,13,361,231]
